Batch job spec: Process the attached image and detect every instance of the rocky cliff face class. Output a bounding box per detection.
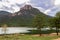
[14,5,41,16]
[20,5,32,10]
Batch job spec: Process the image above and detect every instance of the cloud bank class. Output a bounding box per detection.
[0,0,60,16]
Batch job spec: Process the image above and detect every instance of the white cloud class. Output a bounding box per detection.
[54,0,60,6]
[1,0,30,4]
[44,9,51,14]
[7,0,30,4]
[0,2,3,8]
[0,0,30,13]
[35,7,45,12]
[11,5,20,12]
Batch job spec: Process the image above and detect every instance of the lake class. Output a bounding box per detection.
[0,27,36,34]
[0,27,54,34]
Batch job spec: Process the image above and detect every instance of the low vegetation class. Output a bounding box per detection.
[0,34,60,40]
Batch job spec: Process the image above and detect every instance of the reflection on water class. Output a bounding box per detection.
[0,27,36,34]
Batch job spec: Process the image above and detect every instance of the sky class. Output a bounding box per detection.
[0,0,60,16]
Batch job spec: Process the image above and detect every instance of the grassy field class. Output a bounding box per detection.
[0,34,60,40]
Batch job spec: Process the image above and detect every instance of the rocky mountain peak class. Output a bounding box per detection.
[20,5,32,10]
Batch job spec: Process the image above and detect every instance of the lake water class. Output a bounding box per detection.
[0,27,36,34]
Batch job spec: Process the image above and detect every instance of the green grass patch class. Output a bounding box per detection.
[0,34,60,40]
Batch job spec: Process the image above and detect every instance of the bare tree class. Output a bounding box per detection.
[2,24,7,35]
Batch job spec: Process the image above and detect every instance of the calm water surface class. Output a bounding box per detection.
[0,27,36,34]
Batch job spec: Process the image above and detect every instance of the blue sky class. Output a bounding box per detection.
[0,0,60,16]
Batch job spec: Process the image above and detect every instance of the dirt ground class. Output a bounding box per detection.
[32,33,60,36]
[31,33,60,40]
[53,38,60,40]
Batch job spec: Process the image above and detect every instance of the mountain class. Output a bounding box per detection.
[10,5,52,27]
[0,11,12,16]
[0,11,12,25]
[0,5,52,27]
